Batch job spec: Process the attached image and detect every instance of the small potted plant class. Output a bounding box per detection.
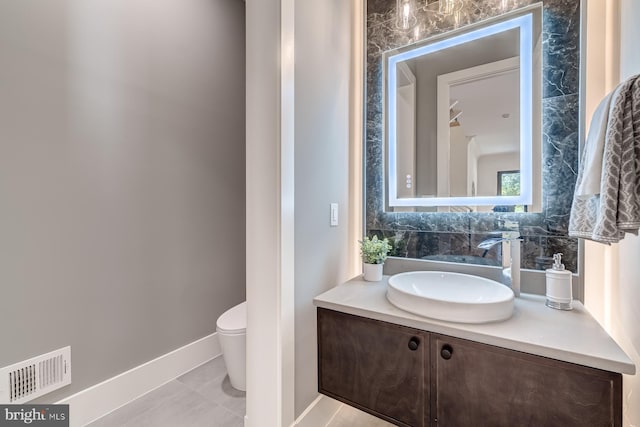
[359,235,392,281]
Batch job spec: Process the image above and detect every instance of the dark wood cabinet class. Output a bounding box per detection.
[317,308,429,427]
[432,334,622,427]
[317,308,623,427]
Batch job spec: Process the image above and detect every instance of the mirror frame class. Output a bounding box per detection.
[386,13,535,208]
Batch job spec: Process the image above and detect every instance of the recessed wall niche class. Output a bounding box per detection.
[365,0,581,272]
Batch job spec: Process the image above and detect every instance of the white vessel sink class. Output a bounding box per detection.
[386,271,515,324]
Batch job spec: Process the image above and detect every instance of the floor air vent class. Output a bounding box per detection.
[0,346,71,404]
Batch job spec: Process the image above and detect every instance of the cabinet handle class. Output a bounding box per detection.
[441,344,453,360]
[408,336,420,351]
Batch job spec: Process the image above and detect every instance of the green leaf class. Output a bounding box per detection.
[358,235,392,264]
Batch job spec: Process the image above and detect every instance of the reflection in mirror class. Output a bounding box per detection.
[386,11,542,212]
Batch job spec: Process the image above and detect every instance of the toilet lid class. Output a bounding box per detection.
[217,301,246,334]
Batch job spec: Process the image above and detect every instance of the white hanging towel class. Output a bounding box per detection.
[574,91,614,196]
[569,75,640,243]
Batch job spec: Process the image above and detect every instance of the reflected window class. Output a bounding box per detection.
[497,170,525,212]
[497,170,520,196]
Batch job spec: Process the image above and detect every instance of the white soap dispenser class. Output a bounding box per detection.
[545,253,573,310]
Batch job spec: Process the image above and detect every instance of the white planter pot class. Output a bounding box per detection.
[363,263,383,282]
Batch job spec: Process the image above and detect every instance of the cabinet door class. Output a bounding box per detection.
[431,334,622,427]
[318,308,429,427]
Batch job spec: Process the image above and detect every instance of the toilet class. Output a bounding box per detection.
[216,301,246,391]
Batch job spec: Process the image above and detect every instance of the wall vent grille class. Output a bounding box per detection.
[0,347,71,404]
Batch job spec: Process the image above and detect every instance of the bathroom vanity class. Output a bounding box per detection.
[314,277,635,427]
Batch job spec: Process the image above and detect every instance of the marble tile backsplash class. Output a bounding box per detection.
[365,0,581,272]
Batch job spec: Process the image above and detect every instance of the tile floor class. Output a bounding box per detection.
[87,355,393,427]
[88,356,245,427]
[328,405,395,427]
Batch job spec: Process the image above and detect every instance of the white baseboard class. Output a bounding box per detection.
[293,395,343,427]
[57,333,221,427]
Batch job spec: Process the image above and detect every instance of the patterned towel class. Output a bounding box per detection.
[569,75,640,243]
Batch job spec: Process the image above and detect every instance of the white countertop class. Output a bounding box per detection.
[314,275,636,375]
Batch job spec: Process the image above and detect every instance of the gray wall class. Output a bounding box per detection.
[618,5,640,350]
[0,0,245,402]
[294,0,352,417]
[613,0,640,422]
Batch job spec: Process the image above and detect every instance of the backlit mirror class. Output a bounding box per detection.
[366,0,582,273]
[385,11,542,212]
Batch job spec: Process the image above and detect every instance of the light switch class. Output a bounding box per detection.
[330,203,339,227]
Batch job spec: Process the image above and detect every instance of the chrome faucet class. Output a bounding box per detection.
[478,231,521,297]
